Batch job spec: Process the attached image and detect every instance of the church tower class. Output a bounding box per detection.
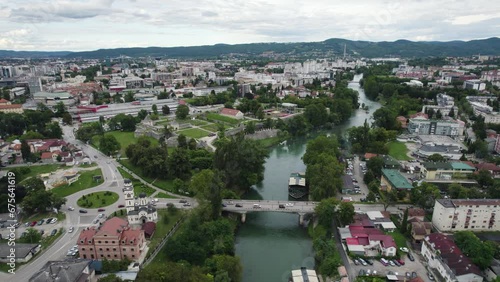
[123,178,135,212]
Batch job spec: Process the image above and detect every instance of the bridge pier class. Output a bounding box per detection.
[241,212,247,223]
[298,213,305,226]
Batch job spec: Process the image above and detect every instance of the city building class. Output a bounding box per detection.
[380,169,413,191]
[220,108,244,119]
[0,243,40,263]
[290,268,319,282]
[421,162,475,181]
[33,91,76,106]
[463,79,486,91]
[432,198,500,232]
[29,258,96,282]
[123,179,158,224]
[407,117,464,136]
[77,217,146,261]
[422,233,483,282]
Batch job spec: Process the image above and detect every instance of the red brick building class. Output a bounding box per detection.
[78,217,146,261]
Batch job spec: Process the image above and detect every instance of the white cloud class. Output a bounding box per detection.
[0,0,499,51]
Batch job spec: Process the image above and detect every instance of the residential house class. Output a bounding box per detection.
[220,108,244,119]
[475,162,500,178]
[422,233,483,282]
[380,169,413,192]
[0,243,40,263]
[77,217,146,261]
[29,258,96,282]
[396,116,408,128]
[383,155,401,169]
[407,208,426,222]
[432,198,500,232]
[0,104,23,114]
[364,153,378,160]
[407,116,465,136]
[409,219,432,243]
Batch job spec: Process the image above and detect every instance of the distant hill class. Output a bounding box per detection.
[1,38,499,59]
[0,50,72,58]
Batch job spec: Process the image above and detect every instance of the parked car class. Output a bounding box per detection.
[50,229,57,236]
[380,258,389,266]
[358,258,367,266]
[50,218,58,224]
[408,252,415,261]
[98,214,105,218]
[30,221,37,227]
[366,259,373,265]
[353,259,359,265]
[397,258,405,265]
[179,199,187,203]
[399,247,409,253]
[45,218,53,224]
[411,272,418,278]
[393,260,401,266]
[389,260,396,266]
[235,204,243,207]
[97,208,105,212]
[37,220,44,225]
[183,202,191,207]
[79,209,88,213]
[358,269,365,276]
[221,203,227,207]
[166,203,174,207]
[366,269,371,275]
[118,204,125,208]
[279,204,285,208]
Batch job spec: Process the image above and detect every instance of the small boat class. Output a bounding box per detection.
[288,172,307,199]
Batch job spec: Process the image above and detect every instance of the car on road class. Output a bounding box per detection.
[50,229,57,236]
[222,203,227,207]
[166,203,174,207]
[279,204,285,209]
[68,206,75,211]
[79,209,88,213]
[98,208,106,212]
[253,204,261,209]
[118,204,125,208]
[285,203,294,207]
[68,227,74,233]
[235,204,243,207]
[183,202,191,207]
[98,214,104,218]
[179,200,187,203]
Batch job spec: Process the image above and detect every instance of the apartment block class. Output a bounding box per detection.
[432,199,500,232]
[407,117,464,136]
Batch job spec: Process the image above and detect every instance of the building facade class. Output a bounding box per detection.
[407,118,464,136]
[77,217,146,261]
[422,233,483,282]
[432,199,500,232]
[123,179,158,224]
[421,162,475,181]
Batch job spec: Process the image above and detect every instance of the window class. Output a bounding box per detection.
[113,248,116,251]
[130,241,133,244]
[107,254,110,257]
[112,241,115,244]
[90,248,93,251]
[131,248,134,252]
[121,241,125,244]
[123,248,126,252]
[105,241,108,244]
[88,240,92,244]
[114,254,117,258]
[98,241,102,244]
[82,248,85,251]
[100,254,104,258]
[80,240,84,243]
[449,216,452,218]
[106,248,109,251]
[91,254,94,259]
[132,255,135,258]
[99,248,103,251]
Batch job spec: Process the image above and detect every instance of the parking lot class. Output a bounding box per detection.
[349,250,432,282]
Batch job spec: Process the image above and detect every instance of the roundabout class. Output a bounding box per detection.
[77,191,119,208]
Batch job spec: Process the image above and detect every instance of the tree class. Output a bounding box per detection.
[152,104,158,115]
[138,109,148,120]
[54,101,67,118]
[427,153,446,162]
[21,227,42,244]
[213,133,268,192]
[244,121,256,134]
[168,148,191,180]
[315,197,339,228]
[44,122,63,138]
[304,103,328,127]
[410,182,441,210]
[401,208,409,234]
[176,104,190,119]
[177,134,187,149]
[448,107,455,118]
[60,112,72,125]
[366,156,384,178]
[454,231,494,270]
[256,107,264,120]
[162,105,170,115]
[99,135,121,156]
[337,202,355,226]
[205,254,242,282]
[476,169,494,188]
[97,274,123,282]
[21,140,31,161]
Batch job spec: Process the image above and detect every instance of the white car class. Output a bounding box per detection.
[285,203,294,207]
[98,214,104,218]
[50,218,58,224]
[68,226,74,233]
[68,206,75,211]
[399,247,409,253]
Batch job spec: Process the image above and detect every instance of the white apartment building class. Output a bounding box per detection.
[422,233,483,282]
[432,199,500,232]
[407,117,464,136]
[463,79,486,91]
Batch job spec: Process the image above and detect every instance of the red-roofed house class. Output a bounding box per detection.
[0,98,10,105]
[422,233,483,282]
[368,234,397,257]
[410,112,429,119]
[220,108,244,119]
[475,163,500,178]
[396,116,408,128]
[77,217,146,261]
[364,153,378,160]
[346,225,396,257]
[407,208,426,222]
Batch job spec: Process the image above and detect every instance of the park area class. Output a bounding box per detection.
[51,168,103,197]
[92,131,158,155]
[387,141,411,161]
[77,191,119,208]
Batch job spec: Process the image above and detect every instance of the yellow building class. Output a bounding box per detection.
[0,104,23,114]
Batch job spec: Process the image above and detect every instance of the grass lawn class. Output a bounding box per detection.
[156,192,177,199]
[24,212,66,223]
[147,210,184,257]
[78,163,97,168]
[206,113,240,125]
[177,128,210,139]
[51,169,103,197]
[387,230,408,249]
[77,191,119,208]
[41,227,64,249]
[11,164,63,183]
[93,131,158,155]
[117,167,156,196]
[387,141,412,161]
[256,136,282,148]
[200,123,223,132]
[187,119,208,126]
[120,160,176,193]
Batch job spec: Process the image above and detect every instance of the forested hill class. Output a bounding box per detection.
[2,37,499,59]
[63,37,500,59]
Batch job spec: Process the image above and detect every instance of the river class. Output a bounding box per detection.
[235,74,381,282]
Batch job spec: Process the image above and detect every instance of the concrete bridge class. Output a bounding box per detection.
[221,199,319,225]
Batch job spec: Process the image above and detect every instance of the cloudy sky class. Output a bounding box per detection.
[1,0,499,51]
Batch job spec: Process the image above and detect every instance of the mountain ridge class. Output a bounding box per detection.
[0,37,499,59]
